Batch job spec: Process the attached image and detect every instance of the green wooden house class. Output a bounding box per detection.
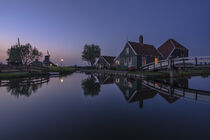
[114,35,162,69]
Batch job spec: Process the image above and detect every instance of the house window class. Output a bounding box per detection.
[126,47,129,54]
[115,60,120,65]
[115,78,120,83]
[129,57,132,65]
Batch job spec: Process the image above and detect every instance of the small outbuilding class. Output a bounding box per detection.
[158,39,189,59]
[96,56,116,69]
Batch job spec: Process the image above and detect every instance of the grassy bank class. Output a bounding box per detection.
[79,68,210,78]
[128,71,169,78]
[175,69,210,77]
[49,67,77,75]
[0,67,76,80]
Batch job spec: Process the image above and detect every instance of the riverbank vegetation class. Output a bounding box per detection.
[0,67,77,80]
[49,66,77,75]
[79,68,210,78]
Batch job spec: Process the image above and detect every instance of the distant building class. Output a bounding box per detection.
[95,56,116,69]
[43,51,57,67]
[114,35,162,69]
[30,59,43,67]
[158,39,189,59]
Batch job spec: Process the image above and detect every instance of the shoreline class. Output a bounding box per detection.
[0,67,77,80]
[79,69,210,79]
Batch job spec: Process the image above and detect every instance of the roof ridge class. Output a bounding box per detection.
[169,39,176,49]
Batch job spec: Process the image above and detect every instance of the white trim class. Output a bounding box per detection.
[167,40,176,59]
[102,76,110,84]
[101,56,110,66]
[127,41,137,55]
[157,48,164,58]
[128,90,137,103]
[114,44,126,61]
[94,58,99,65]
[114,41,137,62]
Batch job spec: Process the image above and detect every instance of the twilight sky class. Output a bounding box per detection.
[0,0,210,65]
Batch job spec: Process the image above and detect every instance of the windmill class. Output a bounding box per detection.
[43,50,56,67]
[43,50,50,64]
[47,50,50,57]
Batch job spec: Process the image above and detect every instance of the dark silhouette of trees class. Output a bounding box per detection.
[82,44,101,67]
[7,43,42,65]
[5,77,49,97]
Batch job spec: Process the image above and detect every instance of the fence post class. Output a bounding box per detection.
[154,63,155,71]
[168,57,174,78]
[183,58,185,69]
[195,57,197,66]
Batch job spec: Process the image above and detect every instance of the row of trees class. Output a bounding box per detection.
[7,41,100,67]
[7,43,42,66]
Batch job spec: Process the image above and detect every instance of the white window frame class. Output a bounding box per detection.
[126,47,129,54]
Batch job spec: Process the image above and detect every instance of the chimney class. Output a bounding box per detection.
[139,35,143,45]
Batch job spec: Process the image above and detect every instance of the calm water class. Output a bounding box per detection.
[0,73,210,140]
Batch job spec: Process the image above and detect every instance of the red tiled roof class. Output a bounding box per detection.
[102,56,116,65]
[158,39,188,59]
[128,41,161,57]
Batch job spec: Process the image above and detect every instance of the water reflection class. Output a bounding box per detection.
[115,77,157,108]
[0,77,49,97]
[86,73,210,108]
[81,75,101,96]
[1,73,210,106]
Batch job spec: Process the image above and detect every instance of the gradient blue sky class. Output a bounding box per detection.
[0,0,210,65]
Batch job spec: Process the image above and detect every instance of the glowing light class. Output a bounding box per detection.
[115,78,120,83]
[61,58,64,62]
[60,79,64,83]
[115,60,120,65]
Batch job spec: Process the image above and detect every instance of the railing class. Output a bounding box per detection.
[0,77,49,87]
[142,80,210,103]
[141,56,210,71]
[0,65,49,73]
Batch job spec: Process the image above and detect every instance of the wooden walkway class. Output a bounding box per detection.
[141,56,210,71]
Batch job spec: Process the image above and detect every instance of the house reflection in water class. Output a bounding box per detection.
[154,78,188,104]
[115,77,157,109]
[95,74,190,109]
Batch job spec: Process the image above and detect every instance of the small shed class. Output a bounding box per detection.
[96,56,116,69]
[158,39,189,59]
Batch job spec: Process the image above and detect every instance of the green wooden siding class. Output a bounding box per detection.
[115,43,138,68]
[115,43,162,69]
